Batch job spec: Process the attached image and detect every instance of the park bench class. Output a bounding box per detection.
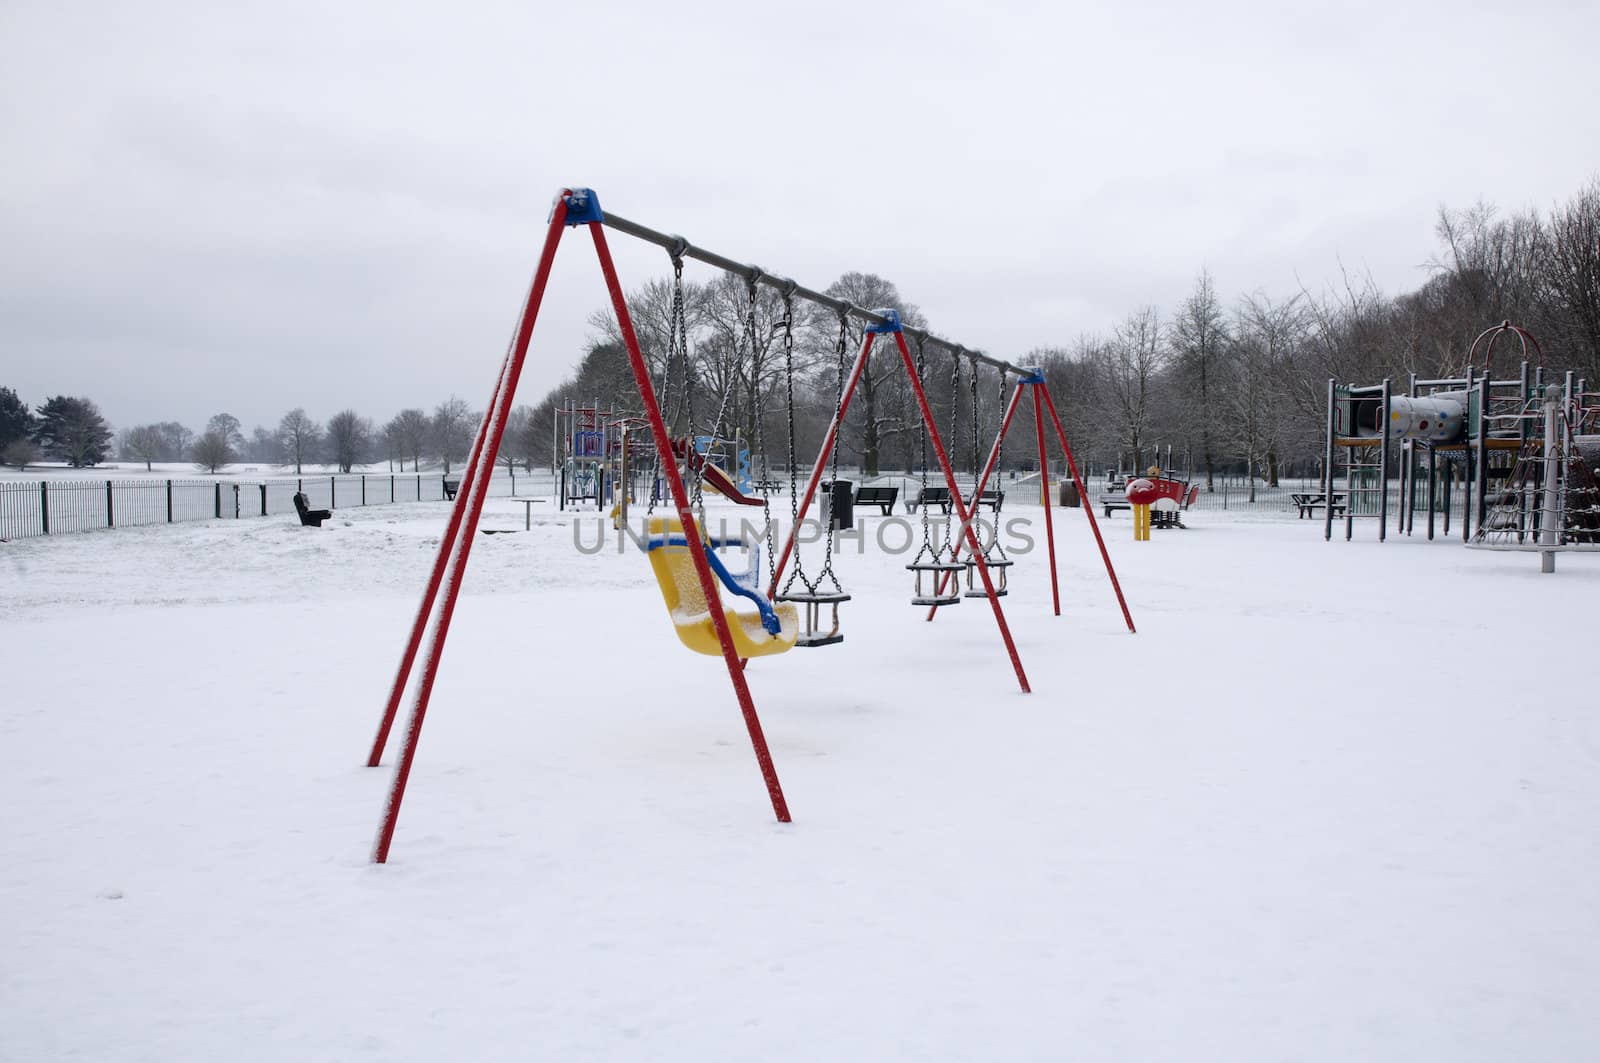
[442,479,460,500]
[905,486,1002,514]
[971,488,1004,513]
[293,491,331,528]
[905,485,950,513]
[1291,492,1346,519]
[852,485,899,515]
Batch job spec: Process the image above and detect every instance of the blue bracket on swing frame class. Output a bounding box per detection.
[552,188,604,225]
[1018,367,1046,385]
[864,309,902,334]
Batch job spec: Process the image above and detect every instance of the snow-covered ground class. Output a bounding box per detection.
[2,497,1596,1061]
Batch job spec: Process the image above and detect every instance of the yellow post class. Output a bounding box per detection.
[1126,477,1156,542]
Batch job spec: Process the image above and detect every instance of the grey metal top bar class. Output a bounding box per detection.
[601,210,1033,378]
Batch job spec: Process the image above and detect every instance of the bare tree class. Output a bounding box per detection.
[384,408,430,471]
[431,396,477,475]
[1231,294,1310,496]
[1169,270,1231,489]
[156,422,193,461]
[206,413,246,454]
[693,273,809,454]
[1299,264,1391,401]
[498,406,534,475]
[823,272,926,476]
[120,424,167,470]
[1546,177,1600,378]
[1098,307,1166,471]
[325,409,372,473]
[1033,342,1107,476]
[278,408,322,474]
[4,437,38,470]
[247,426,277,463]
[1430,202,1548,339]
[588,275,708,395]
[191,429,234,473]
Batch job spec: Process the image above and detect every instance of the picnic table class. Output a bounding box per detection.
[511,497,548,530]
[1291,492,1346,519]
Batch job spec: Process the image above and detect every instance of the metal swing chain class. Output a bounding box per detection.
[938,348,961,560]
[996,369,1007,468]
[913,337,937,565]
[650,253,688,515]
[814,311,850,594]
[985,365,1011,563]
[744,274,777,584]
[970,354,981,480]
[967,353,982,557]
[778,287,814,598]
[660,257,682,431]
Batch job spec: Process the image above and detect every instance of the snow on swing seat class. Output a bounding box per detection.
[643,515,798,658]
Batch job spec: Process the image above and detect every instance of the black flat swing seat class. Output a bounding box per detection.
[908,559,964,607]
[776,589,851,648]
[963,556,1013,598]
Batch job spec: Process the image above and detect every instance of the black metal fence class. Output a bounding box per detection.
[0,470,551,541]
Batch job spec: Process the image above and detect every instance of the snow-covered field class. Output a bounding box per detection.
[2,497,1596,1061]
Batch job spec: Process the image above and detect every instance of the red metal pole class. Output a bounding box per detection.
[368,357,508,766]
[927,380,1026,620]
[372,198,570,864]
[590,223,791,823]
[767,331,875,598]
[1039,385,1136,634]
[892,332,1030,694]
[1033,386,1062,616]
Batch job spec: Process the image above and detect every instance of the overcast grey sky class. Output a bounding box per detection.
[2,0,1596,434]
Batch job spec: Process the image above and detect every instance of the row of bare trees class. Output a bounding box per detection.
[523,270,946,479]
[112,400,482,475]
[1053,176,1600,494]
[523,176,1599,495]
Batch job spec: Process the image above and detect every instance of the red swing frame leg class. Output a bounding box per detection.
[1039,385,1136,633]
[1032,385,1062,616]
[373,198,572,863]
[926,379,1027,619]
[589,224,790,823]
[368,351,511,766]
[892,332,1031,694]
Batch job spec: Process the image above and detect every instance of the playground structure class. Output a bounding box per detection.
[364,188,1136,863]
[1468,380,1600,571]
[1322,321,1600,555]
[553,398,755,513]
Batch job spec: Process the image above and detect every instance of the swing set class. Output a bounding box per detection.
[366,188,1134,863]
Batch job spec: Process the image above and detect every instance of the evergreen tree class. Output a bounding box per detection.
[32,395,113,467]
[0,387,32,449]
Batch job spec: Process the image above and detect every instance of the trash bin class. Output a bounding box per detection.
[1060,481,1080,507]
[819,480,855,531]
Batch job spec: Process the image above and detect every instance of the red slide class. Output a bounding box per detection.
[671,439,763,506]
